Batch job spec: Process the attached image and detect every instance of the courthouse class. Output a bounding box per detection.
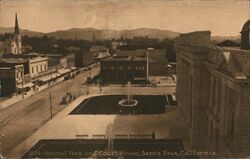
[175,20,250,157]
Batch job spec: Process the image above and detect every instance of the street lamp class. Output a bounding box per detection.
[146,47,154,84]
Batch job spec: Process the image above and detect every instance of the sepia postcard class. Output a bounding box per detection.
[0,0,250,158]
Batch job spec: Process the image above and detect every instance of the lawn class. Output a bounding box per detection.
[70,95,169,115]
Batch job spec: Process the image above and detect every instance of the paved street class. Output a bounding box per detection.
[0,66,100,156]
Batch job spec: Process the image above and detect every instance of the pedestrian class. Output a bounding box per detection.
[152,130,156,139]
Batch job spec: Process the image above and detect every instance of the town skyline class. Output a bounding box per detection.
[0,0,249,36]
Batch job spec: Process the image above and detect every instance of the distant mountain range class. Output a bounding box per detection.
[0,27,179,40]
[0,27,44,37]
[0,27,240,42]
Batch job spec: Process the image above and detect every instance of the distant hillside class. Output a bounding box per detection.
[1,26,240,42]
[211,35,241,44]
[0,27,179,40]
[0,27,44,37]
[46,27,180,40]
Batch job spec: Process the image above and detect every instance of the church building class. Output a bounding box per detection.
[5,13,22,54]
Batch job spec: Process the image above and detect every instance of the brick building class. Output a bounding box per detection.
[175,30,250,157]
[75,47,98,67]
[100,49,168,84]
[100,56,147,83]
[0,58,30,96]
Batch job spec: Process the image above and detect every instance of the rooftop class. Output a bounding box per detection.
[208,46,250,80]
[116,50,146,57]
[0,58,28,64]
[241,19,250,32]
[101,56,146,62]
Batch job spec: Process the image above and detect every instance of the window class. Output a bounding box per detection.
[31,67,34,74]
[128,66,132,70]
[110,66,114,70]
[225,87,236,140]
[136,66,142,70]
[249,32,250,44]
[40,65,43,72]
[102,66,107,70]
[36,66,38,72]
[119,66,123,70]
[44,65,47,71]
[141,67,145,70]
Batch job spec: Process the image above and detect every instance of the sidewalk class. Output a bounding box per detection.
[0,84,50,110]
[0,78,66,110]
[0,68,98,110]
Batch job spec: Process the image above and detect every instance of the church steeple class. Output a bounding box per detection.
[14,13,20,34]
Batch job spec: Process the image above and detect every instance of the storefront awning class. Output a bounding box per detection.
[17,82,35,89]
[58,68,71,75]
[38,75,51,82]
[38,72,61,82]
[70,67,77,70]
[51,72,61,79]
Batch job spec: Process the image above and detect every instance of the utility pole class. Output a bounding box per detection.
[49,90,53,119]
[49,68,53,86]
[146,49,149,84]
[21,69,24,99]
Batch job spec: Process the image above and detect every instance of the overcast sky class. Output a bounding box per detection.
[0,0,249,36]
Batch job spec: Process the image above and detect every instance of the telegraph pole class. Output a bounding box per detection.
[146,49,149,84]
[21,69,24,99]
[49,68,53,119]
[49,90,53,119]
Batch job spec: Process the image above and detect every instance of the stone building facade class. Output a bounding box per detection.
[29,57,48,80]
[175,31,250,157]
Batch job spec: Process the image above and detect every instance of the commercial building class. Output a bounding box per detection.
[100,49,168,83]
[0,14,77,96]
[29,57,48,80]
[75,47,98,67]
[0,58,31,96]
[100,56,147,83]
[175,20,250,158]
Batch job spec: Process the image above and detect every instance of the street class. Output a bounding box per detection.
[0,66,100,156]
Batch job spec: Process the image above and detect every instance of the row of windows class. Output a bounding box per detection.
[16,72,22,78]
[31,64,47,74]
[102,66,145,71]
